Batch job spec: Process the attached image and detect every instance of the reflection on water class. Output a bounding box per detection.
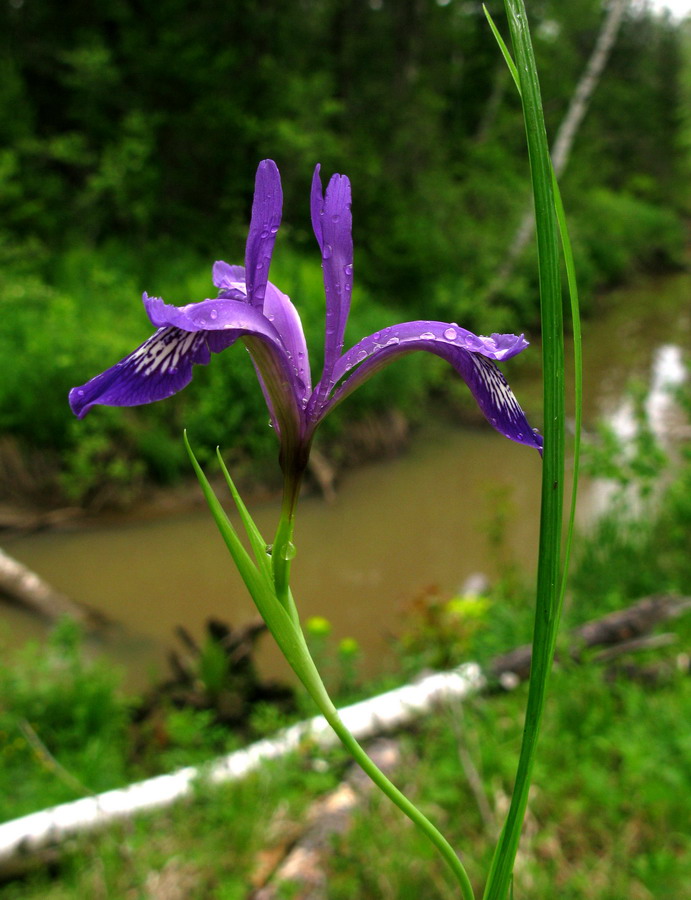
[2,273,690,688]
[582,342,687,519]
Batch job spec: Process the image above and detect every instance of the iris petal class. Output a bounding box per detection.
[212,264,312,395]
[69,326,211,418]
[311,168,353,385]
[70,160,541,464]
[244,160,282,309]
[316,325,542,451]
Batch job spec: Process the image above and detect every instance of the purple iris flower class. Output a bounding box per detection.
[70,160,542,484]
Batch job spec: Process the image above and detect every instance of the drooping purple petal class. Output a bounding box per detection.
[311,167,353,384]
[70,293,308,436]
[313,323,542,451]
[244,159,282,309]
[145,293,309,433]
[69,326,213,418]
[329,321,528,386]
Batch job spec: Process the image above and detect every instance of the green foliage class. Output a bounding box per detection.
[0,618,130,820]
[8,653,687,899]
[0,0,687,506]
[568,188,686,291]
[574,379,691,610]
[397,587,492,676]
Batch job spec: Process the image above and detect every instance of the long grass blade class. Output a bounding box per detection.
[483,1,565,897]
[183,432,264,598]
[215,447,272,578]
[485,2,583,633]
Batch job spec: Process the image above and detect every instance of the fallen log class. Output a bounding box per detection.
[0,506,83,535]
[0,663,484,875]
[0,547,101,627]
[490,593,690,687]
[0,593,688,877]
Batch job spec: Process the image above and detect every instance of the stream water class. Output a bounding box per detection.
[3,273,690,687]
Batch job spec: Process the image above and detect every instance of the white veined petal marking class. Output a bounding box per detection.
[130,327,204,376]
[471,354,522,422]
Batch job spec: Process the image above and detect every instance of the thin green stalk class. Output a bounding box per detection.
[271,485,302,627]
[483,2,565,897]
[288,637,477,900]
[190,435,476,897]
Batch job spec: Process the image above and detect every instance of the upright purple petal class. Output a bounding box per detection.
[311,323,542,451]
[212,261,247,298]
[244,160,282,309]
[262,283,312,395]
[311,167,354,385]
[212,261,312,395]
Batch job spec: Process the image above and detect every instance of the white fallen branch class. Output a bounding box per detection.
[0,547,98,626]
[0,662,484,872]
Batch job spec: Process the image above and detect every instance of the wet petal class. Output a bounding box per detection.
[144,293,310,413]
[311,167,353,383]
[315,323,542,451]
[329,321,528,386]
[262,283,312,394]
[69,326,212,418]
[244,159,282,309]
[71,294,309,427]
[212,261,246,298]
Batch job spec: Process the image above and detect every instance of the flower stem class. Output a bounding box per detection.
[272,475,303,626]
[289,640,476,899]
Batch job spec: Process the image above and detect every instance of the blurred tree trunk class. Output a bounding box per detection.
[0,547,96,625]
[488,0,630,297]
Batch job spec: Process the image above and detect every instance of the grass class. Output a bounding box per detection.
[2,648,688,899]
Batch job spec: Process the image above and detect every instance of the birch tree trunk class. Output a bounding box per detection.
[0,547,96,626]
[487,0,630,298]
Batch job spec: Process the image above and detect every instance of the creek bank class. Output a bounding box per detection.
[0,406,433,532]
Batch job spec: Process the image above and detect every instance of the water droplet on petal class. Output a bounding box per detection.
[356,349,368,362]
[77,389,85,397]
[210,309,218,320]
[420,332,434,340]
[444,327,457,341]
[323,244,333,259]
[344,263,353,275]
[373,332,381,341]
[332,213,340,223]
[386,337,400,346]
[281,541,297,561]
